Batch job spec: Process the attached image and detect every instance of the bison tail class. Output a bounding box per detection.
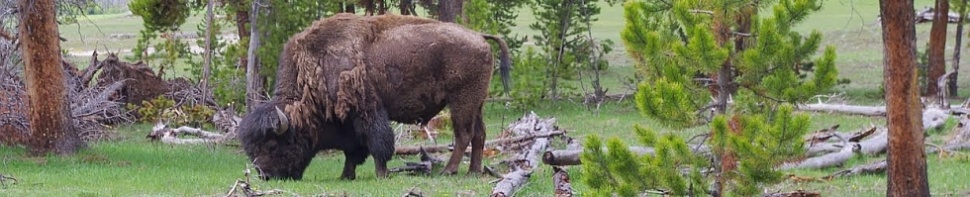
[482,34,511,95]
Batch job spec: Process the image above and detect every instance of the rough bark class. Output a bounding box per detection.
[880,0,932,195]
[233,0,251,70]
[552,166,573,197]
[246,0,264,111]
[950,0,968,96]
[927,0,950,96]
[542,146,658,166]
[19,0,84,155]
[202,0,214,105]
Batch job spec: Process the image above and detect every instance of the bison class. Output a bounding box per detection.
[238,13,511,180]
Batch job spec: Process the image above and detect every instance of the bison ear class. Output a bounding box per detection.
[275,106,290,135]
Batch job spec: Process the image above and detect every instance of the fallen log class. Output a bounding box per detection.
[779,143,860,170]
[490,112,557,197]
[541,146,657,166]
[394,131,565,155]
[762,190,821,197]
[823,160,887,180]
[796,104,952,130]
[147,122,230,144]
[552,166,574,197]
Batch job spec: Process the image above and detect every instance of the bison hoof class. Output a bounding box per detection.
[340,174,356,180]
[440,169,459,176]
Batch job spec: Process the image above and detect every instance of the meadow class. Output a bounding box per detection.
[3,0,970,196]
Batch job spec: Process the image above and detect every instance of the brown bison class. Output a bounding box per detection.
[238,13,510,180]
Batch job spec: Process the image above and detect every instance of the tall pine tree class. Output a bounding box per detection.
[582,0,838,195]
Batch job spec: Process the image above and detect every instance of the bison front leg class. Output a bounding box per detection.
[353,109,394,179]
[341,149,368,180]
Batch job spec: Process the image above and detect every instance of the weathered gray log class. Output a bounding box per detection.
[762,190,821,197]
[779,143,860,170]
[824,160,887,179]
[490,112,557,197]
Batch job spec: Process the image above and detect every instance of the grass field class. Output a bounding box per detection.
[4,0,970,196]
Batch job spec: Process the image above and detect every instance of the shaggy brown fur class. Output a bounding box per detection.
[239,13,511,180]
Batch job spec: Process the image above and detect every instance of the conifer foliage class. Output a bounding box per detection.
[582,0,838,195]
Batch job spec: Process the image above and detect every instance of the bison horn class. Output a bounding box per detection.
[275,106,290,134]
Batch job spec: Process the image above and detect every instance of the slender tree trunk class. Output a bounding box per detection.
[928,0,950,97]
[951,0,969,97]
[234,0,251,70]
[246,0,264,110]
[437,0,463,23]
[202,0,215,105]
[879,0,931,196]
[19,0,84,155]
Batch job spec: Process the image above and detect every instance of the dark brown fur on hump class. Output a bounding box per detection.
[366,23,494,124]
[275,14,443,124]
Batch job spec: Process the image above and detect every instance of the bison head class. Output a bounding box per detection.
[238,101,315,180]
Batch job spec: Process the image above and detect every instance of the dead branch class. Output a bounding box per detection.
[148,122,231,144]
[390,148,441,175]
[401,187,425,197]
[78,51,103,88]
[552,166,573,197]
[858,128,888,155]
[762,190,821,197]
[0,173,16,189]
[779,143,860,170]
[823,160,887,180]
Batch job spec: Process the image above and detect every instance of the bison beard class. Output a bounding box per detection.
[238,14,511,180]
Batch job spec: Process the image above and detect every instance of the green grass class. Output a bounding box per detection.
[3,0,970,195]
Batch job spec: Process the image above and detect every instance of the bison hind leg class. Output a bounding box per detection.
[341,149,368,180]
[352,108,395,179]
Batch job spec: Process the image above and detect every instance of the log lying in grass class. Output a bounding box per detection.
[762,190,821,197]
[798,103,886,116]
[552,166,574,197]
[147,122,231,144]
[490,112,558,197]
[394,131,565,155]
[824,160,887,180]
[542,146,657,166]
[797,104,952,130]
[779,143,860,170]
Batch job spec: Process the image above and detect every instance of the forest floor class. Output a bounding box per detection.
[4,0,970,196]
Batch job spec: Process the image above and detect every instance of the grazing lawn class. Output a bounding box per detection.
[3,0,970,196]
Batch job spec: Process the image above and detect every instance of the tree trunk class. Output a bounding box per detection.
[951,0,969,97]
[18,0,84,155]
[928,0,950,97]
[202,0,215,105]
[233,0,251,70]
[436,0,463,23]
[879,0,931,196]
[246,0,264,110]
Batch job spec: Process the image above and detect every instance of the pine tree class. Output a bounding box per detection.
[582,0,839,195]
